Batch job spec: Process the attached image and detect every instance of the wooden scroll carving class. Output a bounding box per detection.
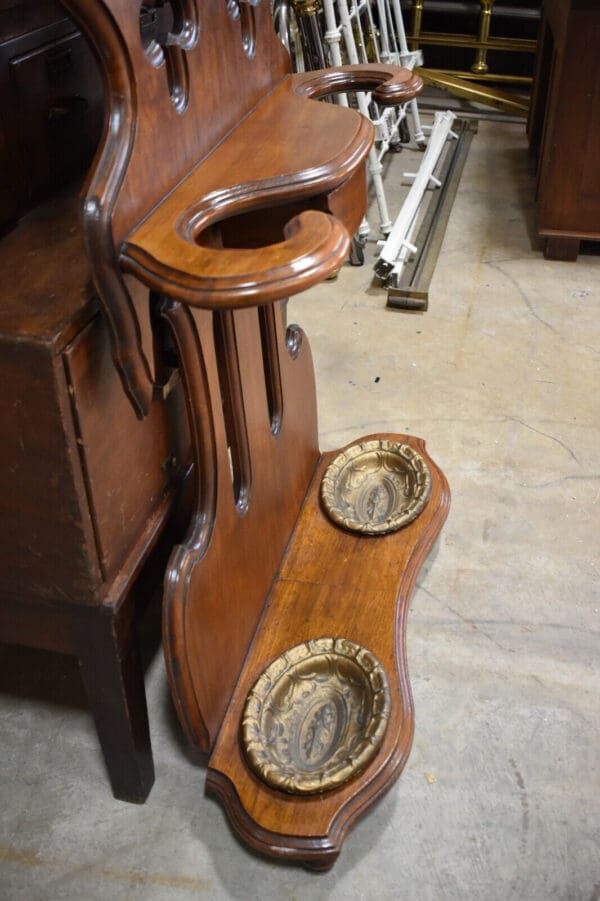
[64,0,449,869]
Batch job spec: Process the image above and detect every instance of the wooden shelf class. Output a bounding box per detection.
[206,435,450,869]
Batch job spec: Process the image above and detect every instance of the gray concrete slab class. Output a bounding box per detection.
[1,119,598,900]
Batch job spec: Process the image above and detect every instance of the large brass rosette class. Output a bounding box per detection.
[241,638,390,794]
[320,439,431,534]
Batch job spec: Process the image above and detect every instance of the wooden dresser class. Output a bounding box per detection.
[527,0,600,260]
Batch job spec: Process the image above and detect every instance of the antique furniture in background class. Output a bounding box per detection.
[406,0,539,85]
[403,0,538,114]
[527,0,600,261]
[60,0,449,869]
[0,188,190,802]
[0,0,103,232]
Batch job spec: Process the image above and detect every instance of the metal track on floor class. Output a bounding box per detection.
[386,117,477,312]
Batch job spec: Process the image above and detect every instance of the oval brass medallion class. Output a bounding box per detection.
[320,439,431,534]
[241,638,391,794]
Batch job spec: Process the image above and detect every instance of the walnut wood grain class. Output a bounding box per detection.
[59,0,289,415]
[206,435,450,868]
[291,63,423,104]
[59,0,423,414]
[117,84,371,307]
[121,67,422,309]
[53,0,440,859]
[160,301,320,751]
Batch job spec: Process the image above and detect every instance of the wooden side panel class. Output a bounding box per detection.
[536,4,600,239]
[64,312,189,580]
[162,303,320,753]
[0,339,100,605]
[0,190,94,348]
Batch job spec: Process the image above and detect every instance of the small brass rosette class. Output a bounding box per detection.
[241,638,390,794]
[320,439,431,534]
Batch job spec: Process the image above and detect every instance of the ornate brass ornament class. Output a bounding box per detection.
[241,638,390,794]
[320,439,431,534]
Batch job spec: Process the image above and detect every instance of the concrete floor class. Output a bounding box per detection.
[1,119,599,900]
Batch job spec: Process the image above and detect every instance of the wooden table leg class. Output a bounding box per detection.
[77,603,154,803]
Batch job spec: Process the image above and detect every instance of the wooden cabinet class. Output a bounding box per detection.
[0,189,190,801]
[528,0,600,260]
[0,189,190,606]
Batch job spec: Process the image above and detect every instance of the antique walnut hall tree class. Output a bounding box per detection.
[60,0,450,869]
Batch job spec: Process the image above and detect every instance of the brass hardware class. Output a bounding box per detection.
[290,0,327,69]
[292,0,321,15]
[406,32,535,54]
[242,638,390,794]
[411,0,424,51]
[418,68,529,115]
[407,0,537,89]
[471,0,494,74]
[320,439,431,535]
[423,69,532,85]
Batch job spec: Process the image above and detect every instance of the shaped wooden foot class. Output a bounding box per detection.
[206,435,449,869]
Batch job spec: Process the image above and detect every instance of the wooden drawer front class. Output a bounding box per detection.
[0,340,100,606]
[64,314,188,580]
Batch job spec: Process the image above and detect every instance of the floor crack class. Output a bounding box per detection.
[508,415,580,463]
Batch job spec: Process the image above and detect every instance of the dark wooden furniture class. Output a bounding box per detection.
[58,0,448,868]
[527,0,600,261]
[0,0,103,232]
[0,188,189,802]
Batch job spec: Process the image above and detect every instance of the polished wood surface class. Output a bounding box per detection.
[527,0,600,260]
[58,0,438,866]
[161,301,320,752]
[61,0,423,416]
[122,65,419,308]
[207,435,450,869]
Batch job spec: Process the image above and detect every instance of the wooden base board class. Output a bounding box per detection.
[206,433,450,869]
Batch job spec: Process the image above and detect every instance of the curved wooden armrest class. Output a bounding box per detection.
[119,78,377,311]
[120,210,350,307]
[291,64,423,106]
[105,63,420,415]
